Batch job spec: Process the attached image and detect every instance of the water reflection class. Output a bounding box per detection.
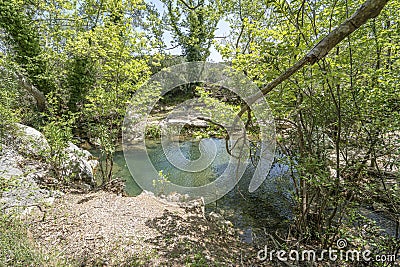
[110,138,397,242]
[113,138,293,242]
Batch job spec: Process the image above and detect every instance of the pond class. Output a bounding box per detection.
[110,138,293,243]
[98,138,397,243]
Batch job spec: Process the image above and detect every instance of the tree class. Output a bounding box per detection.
[0,0,153,186]
[219,0,396,246]
[0,0,53,110]
[66,0,151,183]
[161,0,223,62]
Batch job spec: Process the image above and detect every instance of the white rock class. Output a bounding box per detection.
[0,144,24,178]
[0,124,96,214]
[61,142,97,187]
[12,123,50,156]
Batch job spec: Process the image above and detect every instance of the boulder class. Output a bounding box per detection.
[0,144,24,179]
[0,124,98,213]
[61,142,97,187]
[0,142,58,214]
[12,123,50,156]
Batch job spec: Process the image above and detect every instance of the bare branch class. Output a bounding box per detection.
[179,0,201,10]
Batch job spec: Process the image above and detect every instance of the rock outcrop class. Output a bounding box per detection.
[0,124,98,213]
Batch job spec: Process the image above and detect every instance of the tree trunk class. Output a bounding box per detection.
[242,0,389,112]
[15,72,47,111]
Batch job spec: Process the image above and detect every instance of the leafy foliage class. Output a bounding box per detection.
[0,58,21,141]
[219,0,400,249]
[161,0,224,62]
[0,0,398,259]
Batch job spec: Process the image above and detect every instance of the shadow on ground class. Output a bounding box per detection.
[122,209,259,266]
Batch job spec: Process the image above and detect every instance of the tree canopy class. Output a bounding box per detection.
[0,0,399,260]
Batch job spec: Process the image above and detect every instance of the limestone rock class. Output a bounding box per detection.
[0,124,98,214]
[61,142,97,187]
[12,123,50,156]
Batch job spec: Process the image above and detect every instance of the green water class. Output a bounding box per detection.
[103,138,398,242]
[111,138,293,243]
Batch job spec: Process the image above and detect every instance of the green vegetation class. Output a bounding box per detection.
[0,175,71,266]
[0,214,70,267]
[0,58,21,141]
[0,0,399,265]
[153,170,171,197]
[161,0,223,62]
[220,0,400,248]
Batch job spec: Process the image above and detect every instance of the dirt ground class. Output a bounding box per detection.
[27,191,262,266]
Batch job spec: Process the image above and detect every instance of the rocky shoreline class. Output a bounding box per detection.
[0,124,260,266]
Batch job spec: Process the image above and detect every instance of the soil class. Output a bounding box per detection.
[27,191,263,266]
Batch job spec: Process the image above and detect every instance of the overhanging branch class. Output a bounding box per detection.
[240,0,389,117]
